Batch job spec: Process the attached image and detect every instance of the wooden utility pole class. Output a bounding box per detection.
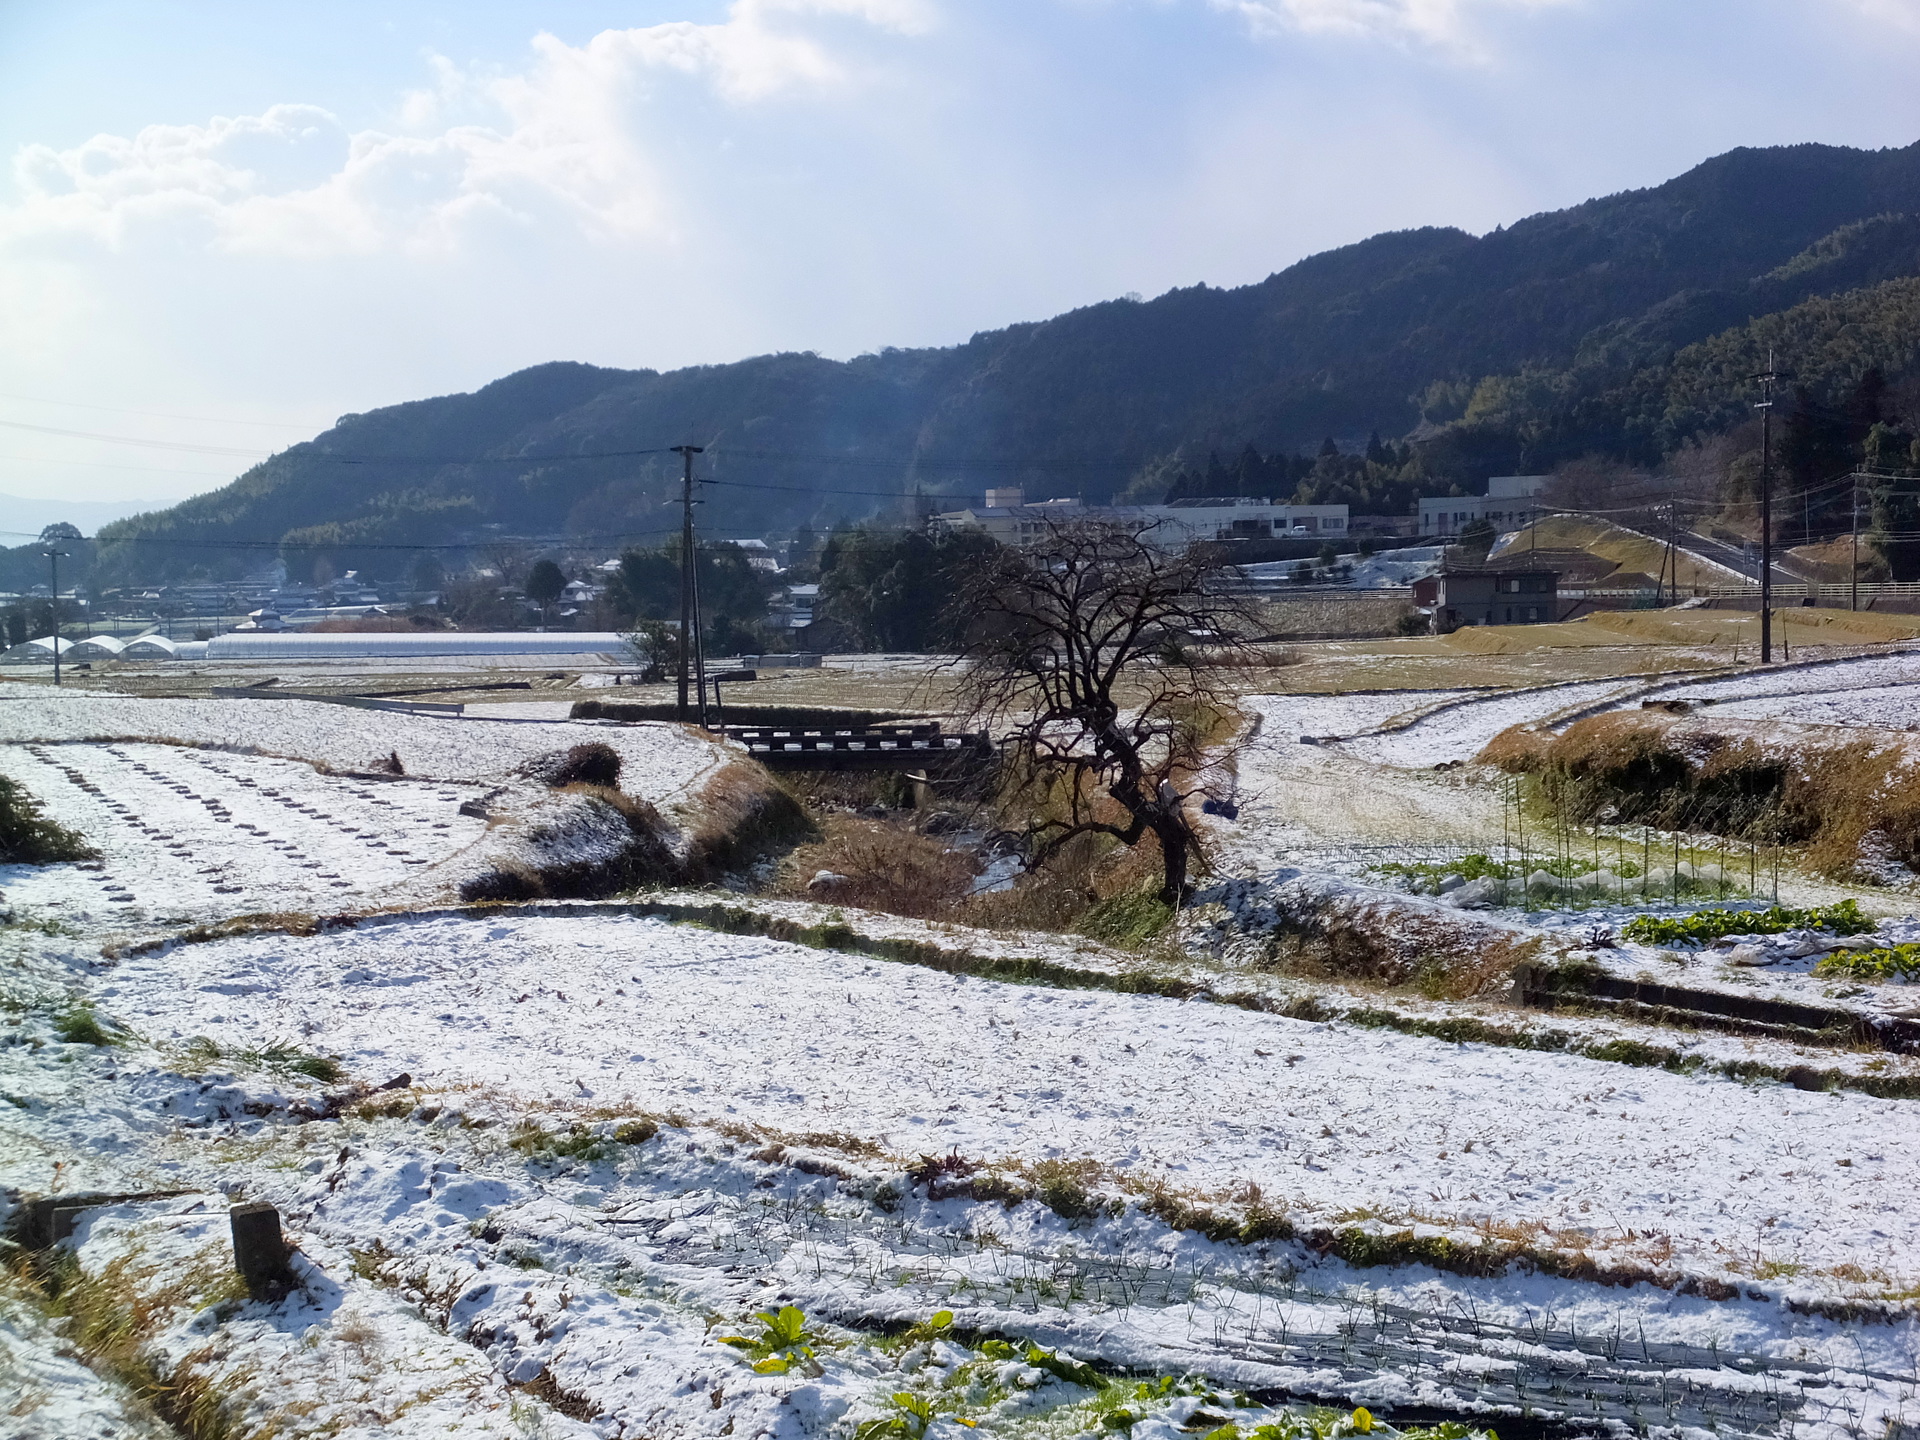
[40,544,67,687]
[1851,473,1862,613]
[671,444,709,726]
[1750,351,1784,663]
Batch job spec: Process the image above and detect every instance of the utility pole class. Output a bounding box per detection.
[1851,473,1862,613]
[1750,350,1785,663]
[1661,501,1678,606]
[40,544,68,687]
[671,445,709,726]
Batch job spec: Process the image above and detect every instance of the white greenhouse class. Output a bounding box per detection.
[0,635,76,664]
[201,631,641,662]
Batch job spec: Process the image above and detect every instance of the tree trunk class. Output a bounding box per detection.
[1153,812,1191,907]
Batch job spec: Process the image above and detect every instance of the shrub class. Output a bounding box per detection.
[0,776,96,865]
[524,742,623,789]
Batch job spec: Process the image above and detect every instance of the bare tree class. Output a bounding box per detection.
[946,520,1259,906]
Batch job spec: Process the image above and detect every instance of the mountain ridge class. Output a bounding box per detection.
[78,137,1920,585]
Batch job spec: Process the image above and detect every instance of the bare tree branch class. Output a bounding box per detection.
[944,519,1260,906]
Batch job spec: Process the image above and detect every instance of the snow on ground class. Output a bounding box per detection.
[0,689,725,814]
[1609,651,1920,730]
[6,908,1918,1439]
[1335,678,1652,767]
[1705,684,1920,730]
[1220,694,1505,863]
[0,741,489,922]
[628,888,1920,1091]
[0,692,735,925]
[0,1267,172,1439]
[1241,548,1443,590]
[98,910,1920,1294]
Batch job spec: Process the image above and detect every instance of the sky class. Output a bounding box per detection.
[2,0,1920,518]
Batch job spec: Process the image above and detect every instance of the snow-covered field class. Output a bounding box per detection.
[0,691,735,927]
[7,908,1918,1440]
[8,667,1920,1439]
[0,689,724,804]
[0,740,489,921]
[94,909,1920,1289]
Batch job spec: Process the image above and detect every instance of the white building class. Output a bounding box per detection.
[935,490,1348,551]
[1418,475,1550,538]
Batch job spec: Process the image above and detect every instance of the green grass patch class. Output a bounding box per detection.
[175,1035,343,1082]
[508,1117,660,1163]
[53,1004,121,1047]
[1076,889,1175,947]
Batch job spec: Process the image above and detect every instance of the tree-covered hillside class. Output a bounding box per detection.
[93,138,1920,586]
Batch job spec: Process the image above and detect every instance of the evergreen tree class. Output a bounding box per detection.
[1867,420,1920,578]
[1778,386,1851,544]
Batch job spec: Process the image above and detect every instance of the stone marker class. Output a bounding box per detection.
[229,1201,295,1299]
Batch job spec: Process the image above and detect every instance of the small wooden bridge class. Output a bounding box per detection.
[721,721,992,770]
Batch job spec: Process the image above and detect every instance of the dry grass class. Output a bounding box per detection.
[461,785,677,903]
[776,812,979,919]
[19,1238,256,1440]
[1508,514,1736,590]
[1250,595,1415,640]
[684,759,815,880]
[1482,710,1920,879]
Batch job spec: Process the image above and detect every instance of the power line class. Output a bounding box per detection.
[0,418,272,457]
[0,453,232,477]
[0,393,329,429]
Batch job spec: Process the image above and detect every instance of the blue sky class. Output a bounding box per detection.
[3,0,1920,509]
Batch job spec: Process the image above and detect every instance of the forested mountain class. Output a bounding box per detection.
[89,138,1920,586]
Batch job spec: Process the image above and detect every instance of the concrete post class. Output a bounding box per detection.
[229,1201,294,1300]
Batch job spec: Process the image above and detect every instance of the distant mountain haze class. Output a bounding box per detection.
[84,138,1920,586]
[1,493,187,546]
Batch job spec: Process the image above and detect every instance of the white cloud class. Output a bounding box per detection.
[1836,0,1920,31]
[1210,0,1577,53]
[0,0,934,259]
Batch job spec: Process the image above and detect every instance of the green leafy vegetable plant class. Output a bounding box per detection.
[1247,1408,1386,1440]
[718,1305,821,1374]
[1815,942,1920,982]
[978,1338,1106,1389]
[898,1310,956,1346]
[1622,900,1870,947]
[854,1391,974,1440]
